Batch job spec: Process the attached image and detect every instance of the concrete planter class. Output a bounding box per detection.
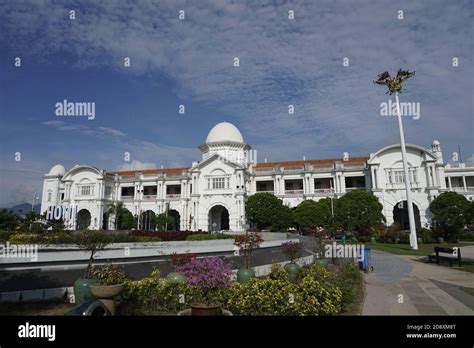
[90,283,125,299]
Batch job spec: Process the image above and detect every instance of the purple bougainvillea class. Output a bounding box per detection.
[176,257,233,303]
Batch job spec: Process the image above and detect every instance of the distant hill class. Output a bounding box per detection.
[6,203,41,216]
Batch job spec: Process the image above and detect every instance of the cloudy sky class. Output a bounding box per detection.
[0,0,472,207]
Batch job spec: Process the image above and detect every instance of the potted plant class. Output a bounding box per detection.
[90,264,129,315]
[234,231,263,284]
[73,230,110,304]
[281,241,303,282]
[176,256,233,316]
[166,252,196,282]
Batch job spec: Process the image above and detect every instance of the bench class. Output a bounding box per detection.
[428,246,462,267]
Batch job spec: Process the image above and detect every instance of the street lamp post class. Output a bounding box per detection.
[374,69,418,250]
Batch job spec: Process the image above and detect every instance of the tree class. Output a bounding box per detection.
[245,192,293,231]
[334,190,384,237]
[108,201,126,230]
[293,199,332,232]
[74,230,110,278]
[155,213,175,231]
[0,209,19,230]
[430,192,470,242]
[121,210,135,230]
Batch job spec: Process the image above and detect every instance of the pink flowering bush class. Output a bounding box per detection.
[281,241,303,263]
[176,257,233,304]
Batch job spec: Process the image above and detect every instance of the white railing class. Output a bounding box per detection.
[284,166,303,173]
[166,194,181,199]
[345,187,366,192]
[314,188,334,196]
[121,196,134,201]
[255,167,274,174]
[451,187,474,193]
[285,189,304,196]
[256,190,274,194]
[142,195,157,201]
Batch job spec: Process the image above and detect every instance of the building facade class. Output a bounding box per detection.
[41,122,474,232]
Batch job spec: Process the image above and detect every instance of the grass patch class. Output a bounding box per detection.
[341,273,365,315]
[460,287,474,296]
[368,242,474,256]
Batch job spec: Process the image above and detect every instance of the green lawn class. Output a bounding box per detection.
[368,242,474,256]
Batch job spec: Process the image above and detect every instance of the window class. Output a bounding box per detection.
[393,170,405,184]
[212,177,226,189]
[81,185,92,196]
[105,186,112,196]
[47,191,52,202]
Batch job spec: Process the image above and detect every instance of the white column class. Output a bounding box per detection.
[427,166,433,187]
[462,176,467,191]
[448,176,452,190]
[395,92,418,250]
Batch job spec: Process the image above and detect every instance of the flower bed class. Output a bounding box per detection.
[120,262,362,316]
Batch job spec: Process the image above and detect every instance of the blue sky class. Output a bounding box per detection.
[0,0,473,207]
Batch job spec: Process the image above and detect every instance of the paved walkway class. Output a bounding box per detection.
[363,248,474,315]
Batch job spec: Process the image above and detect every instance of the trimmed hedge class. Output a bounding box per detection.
[185,233,235,241]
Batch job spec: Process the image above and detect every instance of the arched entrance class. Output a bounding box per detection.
[208,205,230,232]
[393,201,421,230]
[77,209,91,230]
[168,210,180,231]
[141,210,156,230]
[102,213,109,230]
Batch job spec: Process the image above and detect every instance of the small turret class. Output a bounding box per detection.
[431,139,443,163]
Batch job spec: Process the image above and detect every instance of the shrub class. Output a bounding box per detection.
[43,232,75,244]
[176,257,233,304]
[74,230,111,278]
[122,271,202,313]
[8,233,42,244]
[281,241,303,262]
[136,236,161,242]
[122,262,350,315]
[155,213,175,231]
[0,230,15,242]
[170,252,197,269]
[186,233,235,241]
[227,263,342,315]
[328,263,362,311]
[430,192,470,242]
[234,232,264,268]
[90,264,129,286]
[130,230,198,241]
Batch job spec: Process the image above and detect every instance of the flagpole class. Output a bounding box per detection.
[395,92,418,250]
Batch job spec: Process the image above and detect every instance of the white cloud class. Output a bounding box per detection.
[4,0,471,161]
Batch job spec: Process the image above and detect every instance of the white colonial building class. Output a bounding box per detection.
[41,122,474,232]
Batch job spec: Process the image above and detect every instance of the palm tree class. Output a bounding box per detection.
[108,201,125,230]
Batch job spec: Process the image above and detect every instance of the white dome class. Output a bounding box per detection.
[206,122,244,143]
[48,164,66,176]
[432,139,440,145]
